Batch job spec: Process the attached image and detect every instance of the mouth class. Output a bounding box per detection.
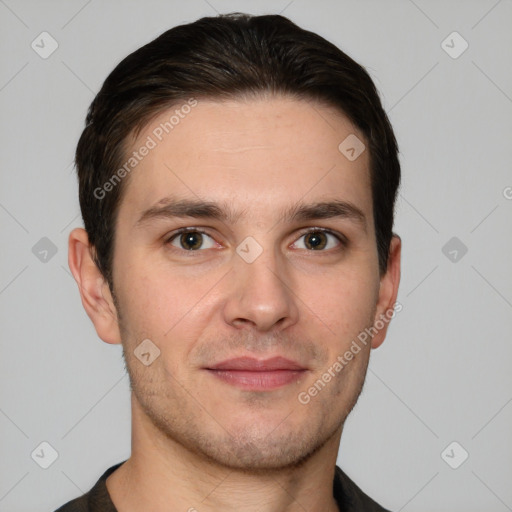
[204,356,308,391]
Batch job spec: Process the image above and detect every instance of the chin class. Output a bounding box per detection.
[182,417,341,474]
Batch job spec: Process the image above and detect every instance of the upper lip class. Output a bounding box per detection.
[207,356,307,371]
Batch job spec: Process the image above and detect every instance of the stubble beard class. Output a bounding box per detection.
[113,288,372,474]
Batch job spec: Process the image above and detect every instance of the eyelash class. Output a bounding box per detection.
[165,227,347,254]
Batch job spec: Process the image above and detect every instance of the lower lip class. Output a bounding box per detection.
[206,369,307,390]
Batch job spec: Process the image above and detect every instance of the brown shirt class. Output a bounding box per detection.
[55,461,391,512]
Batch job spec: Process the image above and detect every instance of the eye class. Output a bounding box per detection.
[167,229,217,251]
[291,229,344,251]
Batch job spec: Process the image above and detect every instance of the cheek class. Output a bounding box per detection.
[114,263,177,339]
[114,258,217,356]
[114,238,379,351]
[299,269,379,341]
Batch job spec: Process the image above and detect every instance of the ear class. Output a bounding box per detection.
[371,234,402,349]
[68,227,122,345]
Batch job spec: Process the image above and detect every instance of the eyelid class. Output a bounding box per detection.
[292,227,347,248]
[165,227,218,246]
[166,226,212,240]
[165,226,347,252]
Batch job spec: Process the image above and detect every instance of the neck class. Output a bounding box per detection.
[106,396,342,512]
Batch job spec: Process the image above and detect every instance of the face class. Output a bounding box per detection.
[100,96,399,470]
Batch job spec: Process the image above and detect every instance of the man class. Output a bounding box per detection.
[59,12,401,512]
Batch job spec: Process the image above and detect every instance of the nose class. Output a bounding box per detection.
[222,246,299,332]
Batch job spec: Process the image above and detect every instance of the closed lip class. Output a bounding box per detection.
[206,356,307,371]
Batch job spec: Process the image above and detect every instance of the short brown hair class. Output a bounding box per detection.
[75,12,400,290]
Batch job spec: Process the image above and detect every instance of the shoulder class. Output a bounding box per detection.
[54,495,89,512]
[53,461,126,512]
[334,465,392,512]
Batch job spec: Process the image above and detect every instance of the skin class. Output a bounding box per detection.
[68,95,401,512]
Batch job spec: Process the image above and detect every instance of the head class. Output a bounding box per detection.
[69,13,401,472]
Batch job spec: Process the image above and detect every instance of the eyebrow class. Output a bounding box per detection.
[136,196,367,232]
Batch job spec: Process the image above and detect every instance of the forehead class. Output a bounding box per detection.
[118,96,372,226]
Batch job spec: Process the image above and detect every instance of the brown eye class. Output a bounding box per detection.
[179,232,203,250]
[304,231,328,250]
[292,230,344,251]
[168,230,216,251]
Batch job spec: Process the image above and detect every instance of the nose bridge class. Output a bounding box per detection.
[223,238,299,331]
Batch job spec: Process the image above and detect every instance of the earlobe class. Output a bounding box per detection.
[371,234,402,349]
[68,227,122,345]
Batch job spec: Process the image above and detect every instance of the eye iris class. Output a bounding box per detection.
[305,231,327,250]
[180,232,203,250]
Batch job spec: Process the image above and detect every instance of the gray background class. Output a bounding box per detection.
[1,0,511,511]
